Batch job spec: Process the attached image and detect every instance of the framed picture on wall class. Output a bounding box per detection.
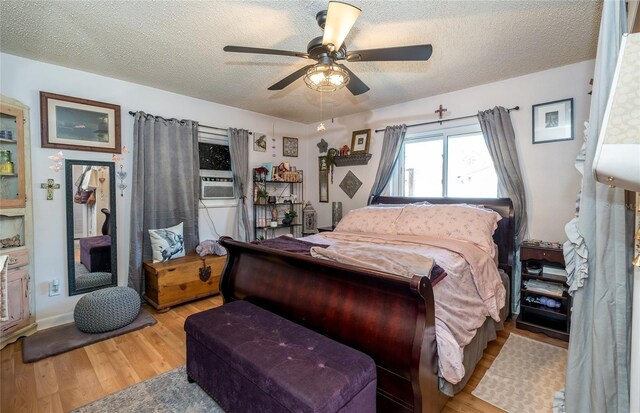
[532,98,573,144]
[319,172,329,202]
[351,129,371,154]
[319,156,329,202]
[40,91,121,153]
[253,132,267,152]
[283,136,298,157]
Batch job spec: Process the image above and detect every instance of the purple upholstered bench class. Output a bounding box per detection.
[185,300,376,413]
[79,235,111,273]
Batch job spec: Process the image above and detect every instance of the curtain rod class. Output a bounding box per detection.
[127,111,252,135]
[374,106,520,133]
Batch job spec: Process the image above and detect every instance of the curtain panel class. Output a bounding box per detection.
[477,106,527,314]
[228,128,250,242]
[368,124,407,202]
[561,1,633,412]
[127,113,200,294]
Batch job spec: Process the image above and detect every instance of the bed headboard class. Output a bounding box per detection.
[369,196,515,278]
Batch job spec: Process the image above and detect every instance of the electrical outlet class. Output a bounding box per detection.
[49,279,61,296]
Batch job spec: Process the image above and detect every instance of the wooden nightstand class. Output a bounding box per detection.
[317,226,334,233]
[516,244,571,341]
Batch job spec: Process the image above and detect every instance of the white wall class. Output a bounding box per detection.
[303,60,594,242]
[0,53,308,328]
[1,52,594,328]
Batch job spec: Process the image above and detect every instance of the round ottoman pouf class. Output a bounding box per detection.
[74,286,140,333]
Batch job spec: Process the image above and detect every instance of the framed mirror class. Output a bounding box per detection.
[65,159,117,295]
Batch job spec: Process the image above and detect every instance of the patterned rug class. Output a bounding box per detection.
[472,333,567,413]
[70,365,225,413]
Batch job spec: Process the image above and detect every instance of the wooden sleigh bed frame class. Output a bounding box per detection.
[218,197,515,413]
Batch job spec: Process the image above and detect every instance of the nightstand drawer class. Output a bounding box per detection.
[520,246,564,265]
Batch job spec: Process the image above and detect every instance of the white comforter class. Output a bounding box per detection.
[301,231,506,385]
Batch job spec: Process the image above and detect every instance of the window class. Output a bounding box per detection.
[390,125,498,198]
[197,126,236,204]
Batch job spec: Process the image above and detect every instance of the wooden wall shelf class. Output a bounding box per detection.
[333,153,372,167]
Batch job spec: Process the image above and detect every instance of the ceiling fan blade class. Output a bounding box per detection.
[322,1,361,51]
[223,45,309,59]
[268,65,315,90]
[346,45,433,62]
[339,65,369,96]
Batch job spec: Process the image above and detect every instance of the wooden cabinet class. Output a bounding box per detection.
[143,253,225,312]
[0,96,35,349]
[516,244,571,341]
[2,268,29,332]
[253,177,303,240]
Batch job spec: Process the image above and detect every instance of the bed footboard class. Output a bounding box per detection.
[218,236,449,413]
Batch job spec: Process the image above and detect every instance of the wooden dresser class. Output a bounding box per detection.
[143,253,225,312]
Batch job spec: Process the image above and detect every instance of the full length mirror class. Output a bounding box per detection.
[65,159,117,295]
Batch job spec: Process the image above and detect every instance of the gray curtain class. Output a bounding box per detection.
[478,107,527,313]
[561,2,633,412]
[228,128,250,242]
[368,124,407,202]
[127,113,200,294]
[478,107,527,243]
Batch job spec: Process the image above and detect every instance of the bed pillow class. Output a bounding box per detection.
[370,201,430,208]
[395,204,502,256]
[148,222,185,262]
[334,206,403,235]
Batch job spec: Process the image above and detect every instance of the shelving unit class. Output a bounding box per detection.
[516,244,571,341]
[333,153,372,167]
[0,95,36,349]
[253,177,303,240]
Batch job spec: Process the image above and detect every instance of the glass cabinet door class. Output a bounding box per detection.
[0,104,25,208]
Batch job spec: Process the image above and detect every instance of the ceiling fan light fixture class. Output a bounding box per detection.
[322,1,361,51]
[303,63,350,92]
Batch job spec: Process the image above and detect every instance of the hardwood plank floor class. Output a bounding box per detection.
[0,295,567,413]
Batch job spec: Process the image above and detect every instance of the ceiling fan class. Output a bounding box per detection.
[223,1,433,96]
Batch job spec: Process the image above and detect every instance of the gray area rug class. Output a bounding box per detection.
[22,309,156,363]
[70,365,225,413]
[472,333,567,413]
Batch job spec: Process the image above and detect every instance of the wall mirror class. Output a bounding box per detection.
[65,159,117,295]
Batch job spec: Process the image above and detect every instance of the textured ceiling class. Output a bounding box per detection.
[0,1,601,124]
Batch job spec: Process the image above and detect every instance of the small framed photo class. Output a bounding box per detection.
[253,132,267,152]
[319,155,329,172]
[40,91,121,153]
[283,136,298,157]
[532,98,573,144]
[351,129,371,154]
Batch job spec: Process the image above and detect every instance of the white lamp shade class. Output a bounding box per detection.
[322,2,361,50]
[593,32,640,191]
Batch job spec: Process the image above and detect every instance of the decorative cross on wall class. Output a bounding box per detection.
[435,104,448,119]
[40,178,60,200]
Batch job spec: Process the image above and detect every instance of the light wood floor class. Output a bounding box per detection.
[0,296,568,413]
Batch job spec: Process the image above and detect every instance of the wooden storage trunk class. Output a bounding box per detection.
[143,253,225,311]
